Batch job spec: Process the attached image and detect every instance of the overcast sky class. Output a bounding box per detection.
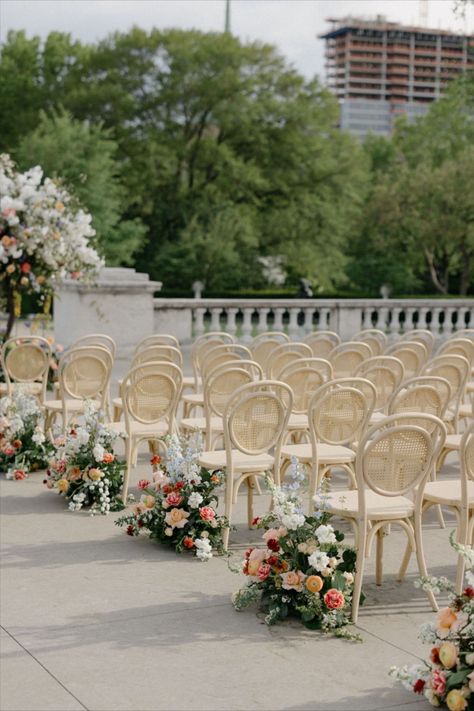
[1,0,473,81]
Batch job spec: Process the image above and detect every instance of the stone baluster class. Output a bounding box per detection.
[362,306,373,330]
[226,308,239,337]
[241,308,254,342]
[376,305,389,334]
[288,308,300,338]
[257,307,271,334]
[318,307,330,331]
[430,307,443,337]
[444,307,455,337]
[389,307,402,338]
[403,307,416,333]
[273,307,285,333]
[457,306,471,333]
[210,308,221,332]
[304,307,315,334]
[194,307,206,337]
[417,307,429,331]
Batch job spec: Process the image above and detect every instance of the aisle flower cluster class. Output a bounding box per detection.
[390,534,474,709]
[232,463,359,637]
[116,435,227,561]
[0,391,53,477]
[44,403,125,515]
[0,153,103,315]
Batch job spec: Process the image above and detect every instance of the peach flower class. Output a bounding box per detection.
[131,502,147,516]
[446,689,468,711]
[436,607,461,639]
[164,508,190,529]
[281,570,306,592]
[88,468,103,481]
[57,478,69,493]
[247,549,268,577]
[439,642,458,669]
[263,527,287,543]
[102,453,114,464]
[141,495,156,509]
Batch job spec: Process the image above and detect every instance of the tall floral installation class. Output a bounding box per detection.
[44,403,125,515]
[0,390,53,479]
[116,435,227,561]
[0,153,103,340]
[232,462,359,638]
[390,535,474,710]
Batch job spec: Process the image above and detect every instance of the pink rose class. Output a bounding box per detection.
[199,506,216,521]
[281,570,306,592]
[430,668,446,697]
[166,491,183,507]
[153,471,170,489]
[137,479,151,490]
[257,563,271,581]
[2,446,15,456]
[263,527,287,543]
[323,589,345,610]
[247,549,268,577]
[13,469,26,480]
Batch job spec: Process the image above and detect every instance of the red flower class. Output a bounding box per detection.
[126,525,135,536]
[242,560,249,575]
[464,586,474,598]
[323,589,345,610]
[150,455,161,465]
[137,479,150,490]
[12,439,22,449]
[13,469,26,480]
[162,484,172,494]
[413,679,425,694]
[267,555,279,566]
[175,481,185,490]
[199,506,216,521]
[251,516,261,526]
[244,548,254,560]
[165,492,183,507]
[257,563,271,581]
[20,262,31,273]
[430,647,440,664]
[266,538,280,552]
[183,537,194,549]
[137,520,144,528]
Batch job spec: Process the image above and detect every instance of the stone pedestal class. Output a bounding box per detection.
[54,268,162,356]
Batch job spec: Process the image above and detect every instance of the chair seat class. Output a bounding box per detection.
[423,480,474,507]
[327,489,415,520]
[182,375,200,388]
[281,442,355,464]
[443,434,462,451]
[369,411,386,424]
[44,399,100,412]
[466,381,474,393]
[287,413,309,430]
[0,382,43,395]
[180,416,222,432]
[182,393,204,405]
[459,403,473,419]
[108,421,169,438]
[198,450,274,472]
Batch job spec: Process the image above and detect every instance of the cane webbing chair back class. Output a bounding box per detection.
[134,334,180,353]
[352,329,387,356]
[437,338,474,365]
[304,331,341,359]
[251,332,289,369]
[205,365,256,418]
[224,381,293,456]
[455,329,474,341]
[355,356,405,412]
[278,357,333,382]
[423,354,470,410]
[389,375,452,425]
[400,329,435,355]
[201,344,252,382]
[279,365,331,414]
[463,425,474,484]
[386,341,428,379]
[265,342,312,379]
[122,370,178,426]
[71,334,116,357]
[329,342,372,378]
[132,345,183,368]
[2,337,50,383]
[59,347,112,401]
[308,378,374,446]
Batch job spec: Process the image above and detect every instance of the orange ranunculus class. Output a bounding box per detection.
[306,575,323,593]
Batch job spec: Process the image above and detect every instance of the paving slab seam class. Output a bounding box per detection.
[0,625,90,711]
[356,622,425,662]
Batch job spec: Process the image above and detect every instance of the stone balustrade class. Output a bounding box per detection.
[153,298,473,343]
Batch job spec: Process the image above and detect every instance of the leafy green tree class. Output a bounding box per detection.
[15,110,146,265]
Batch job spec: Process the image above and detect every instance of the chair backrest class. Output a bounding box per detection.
[201,344,251,378]
[304,331,341,358]
[223,380,293,458]
[385,341,428,379]
[388,376,452,423]
[131,345,183,368]
[400,329,435,355]
[204,364,257,419]
[357,414,445,501]
[355,356,405,412]
[121,362,182,429]
[461,425,474,496]
[278,357,333,381]
[437,338,474,365]
[1,336,51,397]
[58,346,113,403]
[191,333,235,383]
[250,332,289,369]
[455,329,474,341]
[265,342,312,379]
[278,362,333,414]
[134,334,180,353]
[422,354,470,411]
[352,329,387,356]
[308,378,375,446]
[71,333,117,357]
[329,342,372,377]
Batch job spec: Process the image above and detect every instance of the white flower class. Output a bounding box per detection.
[32,428,45,445]
[188,492,203,509]
[315,524,336,545]
[308,551,330,572]
[93,443,105,462]
[75,427,89,446]
[280,512,305,530]
[195,537,213,562]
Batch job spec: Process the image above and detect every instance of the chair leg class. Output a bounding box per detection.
[247,476,256,529]
[397,539,413,582]
[375,527,384,586]
[121,438,133,504]
[413,512,438,612]
[223,468,233,551]
[351,518,367,624]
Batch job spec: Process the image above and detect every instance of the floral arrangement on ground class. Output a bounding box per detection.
[231,462,360,638]
[0,390,53,478]
[390,533,474,710]
[44,402,125,515]
[116,435,227,561]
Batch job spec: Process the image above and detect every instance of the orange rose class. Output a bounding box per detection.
[306,575,323,593]
[102,453,114,463]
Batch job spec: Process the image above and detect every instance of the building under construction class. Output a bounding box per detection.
[320,16,474,137]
